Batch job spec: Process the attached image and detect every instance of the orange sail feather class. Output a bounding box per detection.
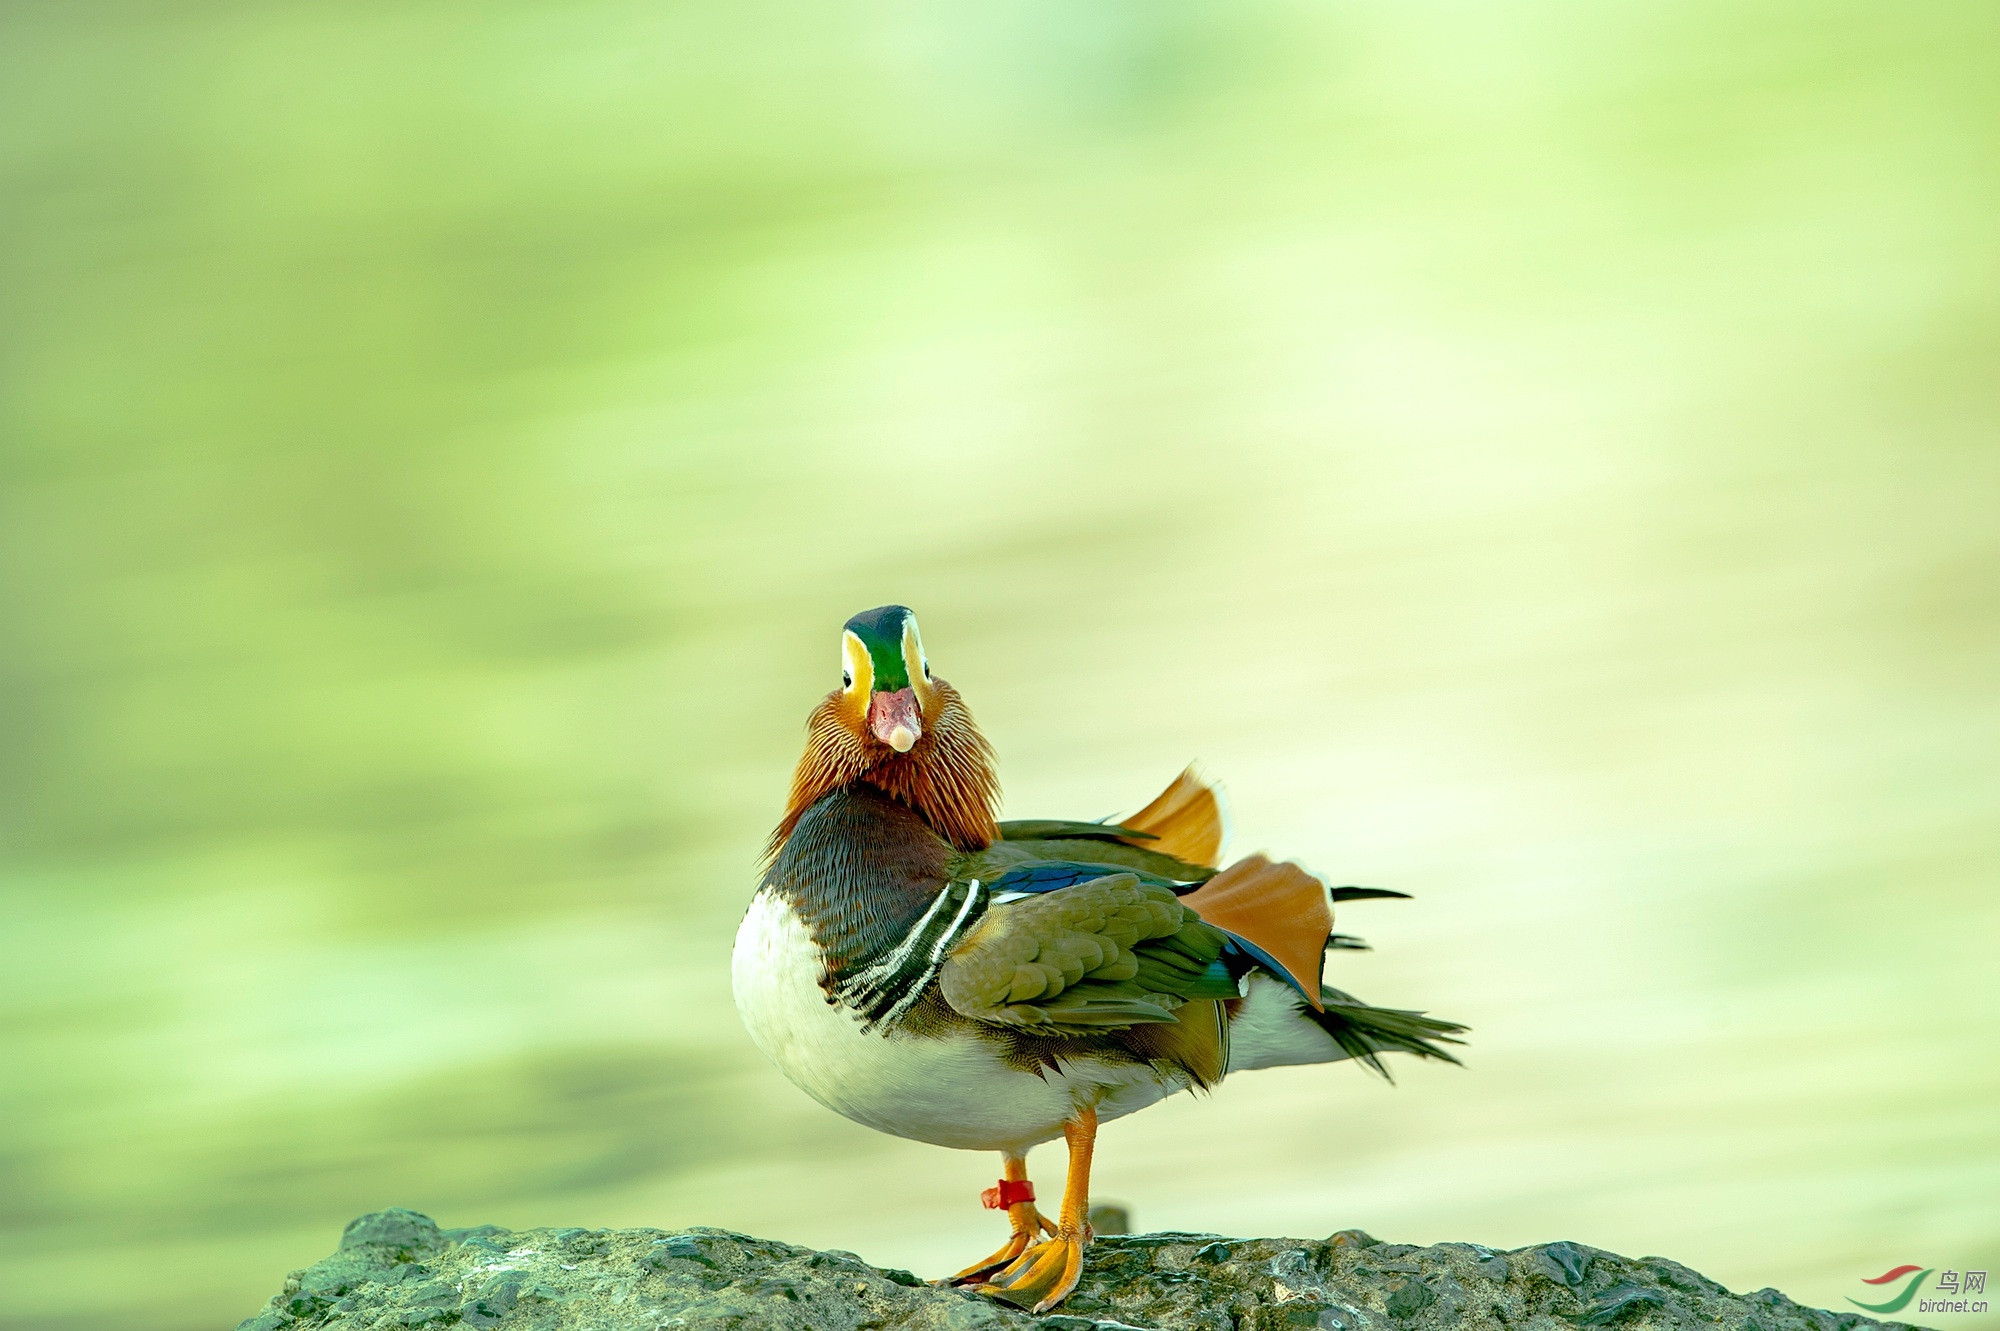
[1178,854,1333,1010]
[1117,767,1229,868]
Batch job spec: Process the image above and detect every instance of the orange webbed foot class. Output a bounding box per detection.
[946,1208,1055,1284]
[972,1225,1089,1314]
[969,1107,1098,1312]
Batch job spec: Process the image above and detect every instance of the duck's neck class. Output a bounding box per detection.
[768,678,1000,859]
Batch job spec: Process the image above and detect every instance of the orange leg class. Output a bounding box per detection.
[974,1106,1096,1313]
[948,1152,1055,1283]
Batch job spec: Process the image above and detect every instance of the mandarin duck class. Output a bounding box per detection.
[732,605,1465,1312]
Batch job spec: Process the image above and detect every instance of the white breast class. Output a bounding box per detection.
[731,889,1180,1153]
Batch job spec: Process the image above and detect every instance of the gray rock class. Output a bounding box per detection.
[1580,1280,1669,1324]
[1384,1275,1433,1317]
[339,1208,444,1256]
[1530,1239,1594,1287]
[234,1209,1936,1331]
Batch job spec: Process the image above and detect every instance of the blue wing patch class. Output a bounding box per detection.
[982,859,1197,900]
[1219,932,1319,1005]
[982,862,1109,896]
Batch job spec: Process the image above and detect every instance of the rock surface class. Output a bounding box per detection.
[237,1208,1927,1331]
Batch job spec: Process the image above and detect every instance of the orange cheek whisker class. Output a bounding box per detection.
[767,679,1000,861]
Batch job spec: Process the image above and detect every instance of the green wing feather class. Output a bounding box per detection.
[999,818,1155,842]
[956,837,1217,887]
[938,873,1232,1035]
[952,835,1465,1073]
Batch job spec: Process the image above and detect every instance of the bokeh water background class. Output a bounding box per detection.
[3,2,1997,1327]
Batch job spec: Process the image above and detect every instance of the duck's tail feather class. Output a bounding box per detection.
[1308,985,1467,1081]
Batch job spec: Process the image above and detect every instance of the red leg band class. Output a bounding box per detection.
[980,1178,1036,1209]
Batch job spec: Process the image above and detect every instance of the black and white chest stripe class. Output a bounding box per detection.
[830,878,989,1029]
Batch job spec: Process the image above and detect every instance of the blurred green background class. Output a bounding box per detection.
[3,1,1997,1328]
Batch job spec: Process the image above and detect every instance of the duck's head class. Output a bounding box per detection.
[771,604,999,857]
[835,604,938,754]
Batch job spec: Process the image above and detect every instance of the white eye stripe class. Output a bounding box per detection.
[902,616,935,693]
